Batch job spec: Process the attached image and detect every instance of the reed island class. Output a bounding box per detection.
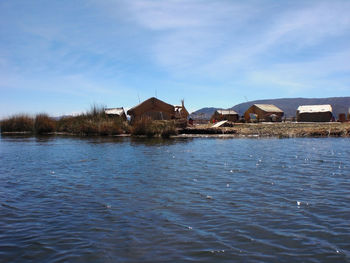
[1,97,350,138]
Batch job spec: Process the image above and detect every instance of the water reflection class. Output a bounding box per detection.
[0,133,35,141]
[129,136,192,146]
[1,134,193,146]
[34,135,57,143]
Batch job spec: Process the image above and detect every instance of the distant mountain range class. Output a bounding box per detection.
[190,97,350,119]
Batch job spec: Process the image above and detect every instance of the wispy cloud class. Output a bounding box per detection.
[120,0,257,73]
[0,0,349,117]
[246,48,350,94]
[198,1,350,75]
[124,0,251,30]
[96,0,350,94]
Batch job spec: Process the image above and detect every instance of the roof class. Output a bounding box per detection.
[254,104,283,113]
[104,108,125,115]
[297,105,332,113]
[127,97,175,116]
[216,109,238,115]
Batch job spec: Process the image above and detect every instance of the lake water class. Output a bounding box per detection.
[0,136,349,262]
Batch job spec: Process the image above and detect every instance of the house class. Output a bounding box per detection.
[104,107,127,121]
[296,105,333,122]
[244,104,284,122]
[127,97,189,122]
[210,109,239,122]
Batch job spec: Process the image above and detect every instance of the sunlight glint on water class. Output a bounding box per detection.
[0,136,349,262]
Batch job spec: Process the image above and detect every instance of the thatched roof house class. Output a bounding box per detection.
[174,100,189,120]
[127,97,189,122]
[211,109,239,122]
[244,104,284,122]
[104,107,127,121]
[296,105,333,122]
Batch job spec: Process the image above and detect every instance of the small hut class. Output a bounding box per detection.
[104,107,127,121]
[211,109,239,122]
[127,97,176,122]
[296,105,333,122]
[244,104,284,122]
[174,100,189,120]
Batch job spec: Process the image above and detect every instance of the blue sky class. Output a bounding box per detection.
[1,0,350,118]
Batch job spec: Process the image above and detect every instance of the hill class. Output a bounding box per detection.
[191,97,350,119]
[190,107,219,120]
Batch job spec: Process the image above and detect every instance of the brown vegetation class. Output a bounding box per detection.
[56,105,125,135]
[131,118,154,137]
[1,105,127,136]
[34,114,56,134]
[130,118,177,138]
[160,122,178,138]
[0,114,34,132]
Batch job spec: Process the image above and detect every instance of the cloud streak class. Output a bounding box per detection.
[0,0,350,117]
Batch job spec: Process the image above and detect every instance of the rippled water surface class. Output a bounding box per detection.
[0,136,350,262]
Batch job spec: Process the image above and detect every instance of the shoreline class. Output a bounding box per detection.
[178,122,350,138]
[2,122,350,138]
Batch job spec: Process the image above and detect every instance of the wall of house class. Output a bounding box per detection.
[297,112,333,122]
[130,110,173,122]
[211,113,239,122]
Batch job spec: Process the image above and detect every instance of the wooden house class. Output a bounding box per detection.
[127,97,180,122]
[296,105,333,122]
[244,104,284,122]
[210,109,239,122]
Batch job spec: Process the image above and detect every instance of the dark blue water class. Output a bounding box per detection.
[0,136,349,262]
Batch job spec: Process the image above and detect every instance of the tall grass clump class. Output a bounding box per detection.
[1,104,128,136]
[98,120,123,135]
[56,104,125,136]
[160,121,177,138]
[86,104,106,119]
[131,119,177,138]
[34,114,56,134]
[131,118,155,137]
[0,114,34,133]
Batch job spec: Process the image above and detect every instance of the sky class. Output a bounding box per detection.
[1,0,350,118]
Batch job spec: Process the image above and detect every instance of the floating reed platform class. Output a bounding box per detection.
[179,122,350,138]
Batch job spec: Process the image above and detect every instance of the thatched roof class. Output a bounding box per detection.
[254,104,283,113]
[216,109,238,115]
[174,105,189,119]
[297,105,332,114]
[105,108,125,116]
[127,97,175,117]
